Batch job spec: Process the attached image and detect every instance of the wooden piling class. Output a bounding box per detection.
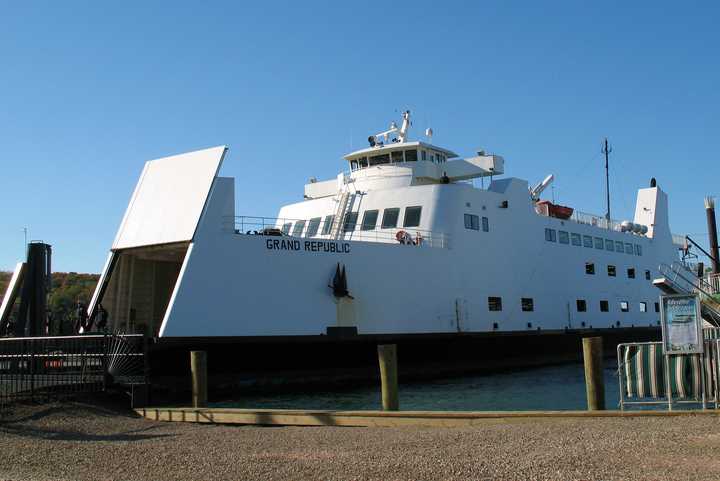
[191,350,207,408]
[582,337,605,410]
[377,344,399,411]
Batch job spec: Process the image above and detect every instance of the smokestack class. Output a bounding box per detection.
[705,197,720,274]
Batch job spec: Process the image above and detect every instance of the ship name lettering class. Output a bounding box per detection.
[265,239,350,254]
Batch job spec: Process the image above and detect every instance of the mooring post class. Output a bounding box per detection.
[377,344,399,411]
[190,350,207,408]
[582,336,605,410]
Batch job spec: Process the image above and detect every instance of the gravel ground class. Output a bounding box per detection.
[1,397,720,481]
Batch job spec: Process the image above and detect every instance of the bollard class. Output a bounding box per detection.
[377,344,399,411]
[582,337,605,410]
[190,351,207,408]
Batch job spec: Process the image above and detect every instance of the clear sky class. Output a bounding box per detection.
[1,1,719,273]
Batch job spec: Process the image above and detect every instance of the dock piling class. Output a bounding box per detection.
[190,350,207,408]
[582,337,605,410]
[377,344,399,411]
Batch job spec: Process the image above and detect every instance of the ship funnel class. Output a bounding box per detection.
[530,174,554,200]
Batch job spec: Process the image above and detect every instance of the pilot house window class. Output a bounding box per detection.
[368,154,390,166]
[382,208,400,228]
[405,150,418,162]
[403,206,422,228]
[391,151,404,163]
[361,210,379,231]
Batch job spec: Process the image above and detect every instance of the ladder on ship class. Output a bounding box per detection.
[330,176,355,240]
[654,262,720,326]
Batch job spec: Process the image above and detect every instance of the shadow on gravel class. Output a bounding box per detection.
[0,422,173,442]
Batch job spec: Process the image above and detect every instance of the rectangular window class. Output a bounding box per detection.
[607,265,616,277]
[464,214,480,230]
[381,208,400,229]
[654,302,660,313]
[615,240,624,252]
[405,150,418,162]
[291,220,306,237]
[600,300,609,312]
[342,212,358,232]
[577,299,587,312]
[488,296,502,311]
[421,150,427,161]
[281,222,292,235]
[391,151,404,163]
[368,154,390,166]
[521,298,534,312]
[321,215,334,235]
[482,216,489,232]
[635,244,642,256]
[571,233,582,246]
[306,217,321,237]
[645,269,651,280]
[361,210,379,231]
[605,239,614,251]
[620,301,629,312]
[350,160,358,170]
[625,242,634,254]
[358,157,368,168]
[627,268,635,279]
[640,302,647,312]
[586,262,595,275]
[545,228,557,242]
[583,235,593,248]
[594,237,604,250]
[403,206,422,228]
[558,231,569,244]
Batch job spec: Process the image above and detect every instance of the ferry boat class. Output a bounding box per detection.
[85,112,685,377]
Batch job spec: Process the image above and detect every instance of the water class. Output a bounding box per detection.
[215,362,623,411]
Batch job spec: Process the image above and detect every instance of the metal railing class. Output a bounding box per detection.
[706,273,720,295]
[226,216,450,249]
[0,334,147,413]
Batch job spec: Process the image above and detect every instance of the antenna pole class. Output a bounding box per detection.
[602,138,612,224]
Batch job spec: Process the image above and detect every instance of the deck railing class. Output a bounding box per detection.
[226,216,450,249]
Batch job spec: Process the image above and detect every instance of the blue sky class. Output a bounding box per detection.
[1,1,719,273]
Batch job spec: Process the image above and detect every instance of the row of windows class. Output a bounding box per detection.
[464,214,490,232]
[486,296,659,314]
[585,263,651,280]
[281,206,423,237]
[349,149,448,170]
[545,228,643,256]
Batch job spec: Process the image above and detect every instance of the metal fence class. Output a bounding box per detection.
[0,334,147,413]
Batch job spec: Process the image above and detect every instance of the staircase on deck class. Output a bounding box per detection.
[654,262,720,326]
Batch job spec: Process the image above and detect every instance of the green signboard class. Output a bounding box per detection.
[660,294,703,354]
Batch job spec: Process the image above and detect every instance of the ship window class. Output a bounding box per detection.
[545,228,557,242]
[292,220,306,237]
[350,160,358,170]
[654,302,660,313]
[635,244,642,256]
[558,231,569,244]
[358,157,368,168]
[361,210,379,230]
[369,154,390,166]
[607,265,616,277]
[586,263,595,275]
[571,233,582,246]
[482,216,489,232]
[620,301,629,312]
[615,240,624,252]
[645,269,651,280]
[627,268,635,279]
[281,222,292,235]
[405,149,417,162]
[577,299,587,312]
[605,239,614,251]
[306,217,321,237]
[521,298,534,312]
[488,296,502,311]
[600,300,609,312]
[594,237,604,249]
[403,206,422,228]
[640,302,647,312]
[381,208,400,228]
[321,215,334,235]
[493,322,499,330]
[391,151,404,163]
[421,150,427,161]
[625,242,633,254]
[430,153,435,163]
[464,214,480,231]
[343,212,358,232]
[583,235,593,248]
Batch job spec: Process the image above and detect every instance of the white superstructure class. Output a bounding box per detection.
[89,113,684,338]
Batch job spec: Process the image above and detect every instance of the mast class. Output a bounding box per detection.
[602,138,612,224]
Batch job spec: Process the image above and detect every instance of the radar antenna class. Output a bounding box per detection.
[368,110,411,146]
